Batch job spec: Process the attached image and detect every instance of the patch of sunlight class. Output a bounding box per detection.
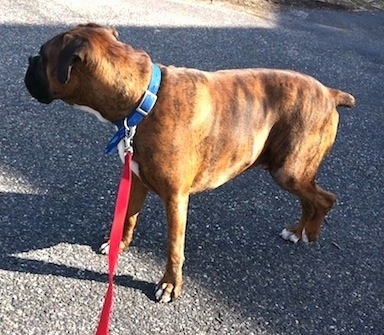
[0,0,277,29]
[0,164,47,195]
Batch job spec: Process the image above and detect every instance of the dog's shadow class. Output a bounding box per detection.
[1,254,156,300]
[0,191,157,301]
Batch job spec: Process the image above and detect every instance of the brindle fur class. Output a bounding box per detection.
[25,24,355,303]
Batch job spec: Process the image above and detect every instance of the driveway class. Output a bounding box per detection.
[0,0,383,334]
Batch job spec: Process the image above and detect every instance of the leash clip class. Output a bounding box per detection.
[123,118,136,154]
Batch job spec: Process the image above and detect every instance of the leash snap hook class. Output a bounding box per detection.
[123,118,136,154]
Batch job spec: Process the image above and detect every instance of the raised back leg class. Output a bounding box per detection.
[270,108,339,243]
[274,175,336,243]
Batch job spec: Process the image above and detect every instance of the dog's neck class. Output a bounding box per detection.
[73,63,162,160]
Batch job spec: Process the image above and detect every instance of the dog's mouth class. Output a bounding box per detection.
[25,55,54,104]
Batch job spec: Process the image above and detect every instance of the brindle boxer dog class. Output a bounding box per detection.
[25,23,355,303]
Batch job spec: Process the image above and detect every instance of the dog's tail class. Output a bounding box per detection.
[330,89,356,108]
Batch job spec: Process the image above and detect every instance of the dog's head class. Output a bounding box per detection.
[25,23,152,120]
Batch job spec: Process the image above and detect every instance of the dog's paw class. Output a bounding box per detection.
[155,283,173,303]
[154,280,182,303]
[99,240,127,255]
[280,228,309,244]
[99,241,110,255]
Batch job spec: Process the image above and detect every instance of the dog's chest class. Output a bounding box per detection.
[74,104,141,177]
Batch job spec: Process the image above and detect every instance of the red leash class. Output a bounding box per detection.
[96,152,132,335]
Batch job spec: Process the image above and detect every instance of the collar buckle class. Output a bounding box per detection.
[137,90,157,116]
[127,89,158,125]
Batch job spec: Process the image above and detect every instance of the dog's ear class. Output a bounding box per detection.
[107,26,119,39]
[78,23,119,40]
[57,33,87,84]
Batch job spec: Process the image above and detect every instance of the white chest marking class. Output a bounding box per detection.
[73,104,109,123]
[73,104,141,179]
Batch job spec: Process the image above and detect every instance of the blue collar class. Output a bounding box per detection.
[105,63,162,155]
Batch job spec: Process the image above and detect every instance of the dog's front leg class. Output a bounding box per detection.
[155,193,189,303]
[100,173,148,254]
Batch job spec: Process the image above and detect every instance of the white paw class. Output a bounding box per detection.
[280,228,310,244]
[99,241,126,255]
[280,228,300,243]
[301,228,309,244]
[99,241,110,255]
[155,286,172,303]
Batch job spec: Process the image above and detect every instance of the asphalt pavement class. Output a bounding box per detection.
[0,0,383,334]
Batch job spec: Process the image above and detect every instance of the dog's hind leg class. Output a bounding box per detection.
[271,110,339,243]
[99,173,148,254]
[275,175,336,243]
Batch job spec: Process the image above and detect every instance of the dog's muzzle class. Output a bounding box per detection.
[25,55,54,104]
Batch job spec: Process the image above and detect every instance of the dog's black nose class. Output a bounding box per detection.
[28,55,40,65]
[25,55,54,104]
